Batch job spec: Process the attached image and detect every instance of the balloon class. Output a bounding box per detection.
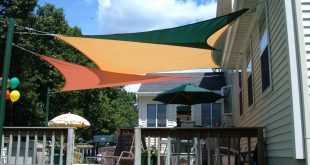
[0,77,11,88]
[10,77,20,89]
[7,79,10,88]
[5,90,10,100]
[10,90,20,102]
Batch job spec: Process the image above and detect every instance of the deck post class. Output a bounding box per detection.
[167,135,171,165]
[134,128,141,165]
[157,134,161,165]
[257,128,266,165]
[66,128,75,165]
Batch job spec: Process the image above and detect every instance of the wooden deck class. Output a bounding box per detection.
[134,127,266,165]
[1,127,75,165]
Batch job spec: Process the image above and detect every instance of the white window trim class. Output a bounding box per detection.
[257,2,273,96]
[238,62,244,116]
[246,38,255,110]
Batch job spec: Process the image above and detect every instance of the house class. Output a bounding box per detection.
[137,72,226,128]
[217,0,310,164]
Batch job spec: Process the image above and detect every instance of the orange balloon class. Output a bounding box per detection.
[5,90,10,100]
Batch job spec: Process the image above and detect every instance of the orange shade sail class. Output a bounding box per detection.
[57,9,248,74]
[56,36,219,74]
[39,55,197,92]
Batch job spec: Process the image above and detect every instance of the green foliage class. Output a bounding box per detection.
[142,145,158,157]
[0,0,138,141]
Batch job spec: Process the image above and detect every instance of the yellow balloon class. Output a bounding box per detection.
[10,90,20,102]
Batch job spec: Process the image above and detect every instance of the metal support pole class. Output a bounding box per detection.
[0,18,14,145]
[210,103,213,127]
[45,87,50,127]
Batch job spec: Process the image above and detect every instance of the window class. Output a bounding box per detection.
[222,87,232,114]
[201,103,221,127]
[147,104,166,127]
[258,6,271,92]
[246,41,254,107]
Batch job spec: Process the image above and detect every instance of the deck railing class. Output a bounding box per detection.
[0,127,75,165]
[135,127,266,165]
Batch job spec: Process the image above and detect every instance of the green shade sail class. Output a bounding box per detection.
[85,8,248,50]
[57,9,248,74]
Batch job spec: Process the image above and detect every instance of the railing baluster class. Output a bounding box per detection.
[167,135,171,165]
[228,136,231,165]
[216,132,220,165]
[24,131,29,165]
[187,139,190,165]
[248,137,252,165]
[1,134,4,164]
[32,132,38,165]
[8,132,13,164]
[207,132,210,165]
[237,135,241,165]
[66,128,75,165]
[16,131,21,164]
[157,133,160,165]
[59,131,64,165]
[147,133,150,165]
[197,132,201,165]
[177,133,180,165]
[42,132,47,165]
[50,131,55,165]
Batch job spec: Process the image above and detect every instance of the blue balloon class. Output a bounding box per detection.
[10,77,20,89]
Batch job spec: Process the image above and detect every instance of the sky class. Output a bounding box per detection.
[37,0,217,92]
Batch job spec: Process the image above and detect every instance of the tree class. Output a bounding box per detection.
[0,0,138,141]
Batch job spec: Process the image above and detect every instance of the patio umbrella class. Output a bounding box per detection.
[48,113,90,128]
[153,83,223,106]
[153,83,223,120]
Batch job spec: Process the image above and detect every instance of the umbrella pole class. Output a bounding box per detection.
[45,87,50,127]
[187,105,191,120]
[210,103,213,127]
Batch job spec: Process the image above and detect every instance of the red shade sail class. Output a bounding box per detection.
[39,55,197,92]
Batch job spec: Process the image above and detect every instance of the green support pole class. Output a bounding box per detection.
[0,18,15,143]
[45,87,50,127]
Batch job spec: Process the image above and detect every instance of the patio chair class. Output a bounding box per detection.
[101,132,134,165]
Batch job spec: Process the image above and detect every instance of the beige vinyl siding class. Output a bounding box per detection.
[231,0,294,158]
[166,104,176,127]
[301,0,310,93]
[193,104,202,126]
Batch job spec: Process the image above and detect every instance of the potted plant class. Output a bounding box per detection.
[141,145,158,165]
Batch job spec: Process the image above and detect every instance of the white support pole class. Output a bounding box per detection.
[66,128,75,165]
[167,136,171,165]
[134,128,141,165]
